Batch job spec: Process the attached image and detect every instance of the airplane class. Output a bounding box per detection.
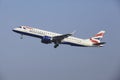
[12,26,106,48]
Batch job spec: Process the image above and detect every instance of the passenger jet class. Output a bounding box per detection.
[13,26,106,48]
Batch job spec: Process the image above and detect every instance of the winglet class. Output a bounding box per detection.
[71,30,76,35]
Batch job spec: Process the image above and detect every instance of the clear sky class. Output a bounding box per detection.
[0,0,120,80]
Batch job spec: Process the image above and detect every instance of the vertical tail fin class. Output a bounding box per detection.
[94,30,105,39]
[90,30,106,44]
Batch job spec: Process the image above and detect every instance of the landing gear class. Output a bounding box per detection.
[20,34,23,39]
[54,44,59,48]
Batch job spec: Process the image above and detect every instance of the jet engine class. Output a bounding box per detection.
[41,36,52,44]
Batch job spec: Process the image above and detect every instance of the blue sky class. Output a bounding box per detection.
[0,0,120,80]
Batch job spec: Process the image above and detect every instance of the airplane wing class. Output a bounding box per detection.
[52,33,72,43]
[52,30,76,41]
[52,33,72,48]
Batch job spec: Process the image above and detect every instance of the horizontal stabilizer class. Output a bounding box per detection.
[93,42,106,46]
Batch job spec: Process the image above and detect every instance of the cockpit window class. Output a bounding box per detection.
[19,26,26,29]
[19,26,32,30]
[19,26,22,28]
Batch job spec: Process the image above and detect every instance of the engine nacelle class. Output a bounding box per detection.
[41,36,52,44]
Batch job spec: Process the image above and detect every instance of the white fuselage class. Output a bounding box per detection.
[13,26,94,47]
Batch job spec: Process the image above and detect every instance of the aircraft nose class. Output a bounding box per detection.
[12,29,15,32]
[12,28,17,32]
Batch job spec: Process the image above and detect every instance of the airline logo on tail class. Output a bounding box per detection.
[90,30,106,46]
[95,31,105,38]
